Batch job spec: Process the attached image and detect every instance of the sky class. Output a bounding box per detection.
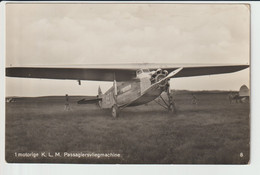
[5,3,250,96]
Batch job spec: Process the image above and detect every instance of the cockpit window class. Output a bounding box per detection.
[136,69,143,75]
[137,69,150,75]
[143,69,150,73]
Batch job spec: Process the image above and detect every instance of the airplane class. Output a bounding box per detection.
[6,63,249,118]
[228,84,250,103]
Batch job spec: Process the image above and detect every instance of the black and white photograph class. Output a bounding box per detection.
[5,3,250,164]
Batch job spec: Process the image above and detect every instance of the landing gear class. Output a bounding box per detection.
[166,86,177,114]
[153,84,177,115]
[111,104,119,118]
[168,103,176,113]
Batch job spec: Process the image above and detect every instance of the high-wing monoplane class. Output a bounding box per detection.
[6,63,249,117]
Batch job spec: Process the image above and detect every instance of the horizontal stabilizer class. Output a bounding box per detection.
[77,97,102,104]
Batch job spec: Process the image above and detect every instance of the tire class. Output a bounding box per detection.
[111,105,119,118]
[169,104,174,112]
[168,104,177,114]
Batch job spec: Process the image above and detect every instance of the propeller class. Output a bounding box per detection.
[150,68,182,87]
[158,67,183,83]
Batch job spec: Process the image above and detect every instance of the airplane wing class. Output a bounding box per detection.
[6,67,136,81]
[166,65,249,78]
[6,64,249,81]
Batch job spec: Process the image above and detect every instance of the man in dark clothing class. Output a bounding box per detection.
[64,94,70,111]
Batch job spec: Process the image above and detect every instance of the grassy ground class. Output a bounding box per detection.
[5,91,250,164]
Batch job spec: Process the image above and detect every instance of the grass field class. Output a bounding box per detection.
[5,91,250,164]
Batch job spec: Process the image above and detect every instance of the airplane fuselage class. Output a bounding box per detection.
[99,69,168,108]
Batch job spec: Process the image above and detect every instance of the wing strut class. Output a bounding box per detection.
[111,73,119,118]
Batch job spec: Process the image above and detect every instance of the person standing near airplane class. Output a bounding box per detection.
[64,94,70,111]
[191,93,198,105]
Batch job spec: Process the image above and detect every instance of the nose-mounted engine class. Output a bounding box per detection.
[150,69,169,87]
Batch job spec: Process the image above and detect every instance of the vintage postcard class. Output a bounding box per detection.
[5,3,250,164]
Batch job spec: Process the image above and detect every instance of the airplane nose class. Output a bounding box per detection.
[155,74,168,87]
[150,69,169,84]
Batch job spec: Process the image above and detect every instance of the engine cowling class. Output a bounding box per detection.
[150,69,169,87]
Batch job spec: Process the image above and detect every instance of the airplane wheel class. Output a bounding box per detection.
[111,105,119,118]
[168,104,176,114]
[169,104,174,112]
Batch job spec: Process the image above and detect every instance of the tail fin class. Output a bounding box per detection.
[98,86,103,96]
